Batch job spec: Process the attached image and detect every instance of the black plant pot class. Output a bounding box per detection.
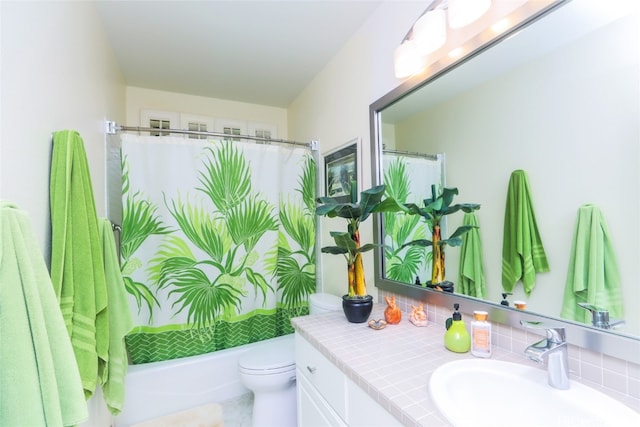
[342,295,374,323]
[427,280,454,293]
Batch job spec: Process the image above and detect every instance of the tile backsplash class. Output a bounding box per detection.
[380,289,640,410]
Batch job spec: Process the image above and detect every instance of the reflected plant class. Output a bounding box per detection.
[402,185,480,287]
[383,157,430,283]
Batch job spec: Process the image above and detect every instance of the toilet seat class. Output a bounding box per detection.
[238,336,295,375]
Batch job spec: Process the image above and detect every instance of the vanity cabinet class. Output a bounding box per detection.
[295,333,401,427]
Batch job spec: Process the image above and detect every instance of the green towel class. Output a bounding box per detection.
[0,200,88,426]
[501,170,549,296]
[560,204,623,323]
[50,130,109,398]
[458,212,486,298]
[99,218,134,415]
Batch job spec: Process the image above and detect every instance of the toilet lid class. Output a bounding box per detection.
[238,336,295,372]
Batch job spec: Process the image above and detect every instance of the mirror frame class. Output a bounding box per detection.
[369,0,640,364]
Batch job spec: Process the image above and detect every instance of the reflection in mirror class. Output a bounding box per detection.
[381,149,443,285]
[371,0,640,342]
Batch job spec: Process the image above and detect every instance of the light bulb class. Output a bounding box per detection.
[448,0,492,29]
[413,9,447,55]
[393,40,426,78]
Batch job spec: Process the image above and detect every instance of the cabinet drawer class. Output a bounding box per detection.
[295,334,347,419]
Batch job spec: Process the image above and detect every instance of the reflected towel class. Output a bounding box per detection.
[50,130,109,398]
[501,170,549,296]
[560,204,623,323]
[0,201,88,426]
[99,218,134,415]
[458,212,486,298]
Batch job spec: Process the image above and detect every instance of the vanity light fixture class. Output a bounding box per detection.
[448,0,492,28]
[491,17,512,34]
[393,39,426,79]
[393,0,493,78]
[413,8,447,55]
[448,46,465,59]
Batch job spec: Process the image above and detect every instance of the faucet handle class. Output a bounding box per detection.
[520,320,566,343]
[578,303,611,328]
[577,302,607,313]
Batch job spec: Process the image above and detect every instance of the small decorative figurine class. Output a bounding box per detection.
[409,304,428,327]
[368,319,387,330]
[384,295,402,324]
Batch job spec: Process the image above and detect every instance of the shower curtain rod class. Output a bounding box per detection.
[106,121,317,150]
[383,148,440,160]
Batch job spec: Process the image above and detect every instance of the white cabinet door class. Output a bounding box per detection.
[297,369,347,427]
[295,334,347,419]
[346,378,402,426]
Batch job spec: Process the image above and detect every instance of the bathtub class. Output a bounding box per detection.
[114,334,293,426]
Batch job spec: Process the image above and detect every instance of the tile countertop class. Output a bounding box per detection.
[291,304,638,427]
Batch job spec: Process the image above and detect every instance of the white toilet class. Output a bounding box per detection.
[238,294,341,427]
[239,335,296,427]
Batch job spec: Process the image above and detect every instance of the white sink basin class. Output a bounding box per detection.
[430,359,640,427]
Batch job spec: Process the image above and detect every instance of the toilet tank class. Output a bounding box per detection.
[309,293,342,315]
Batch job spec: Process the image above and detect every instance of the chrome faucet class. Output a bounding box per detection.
[520,320,570,390]
[578,303,625,330]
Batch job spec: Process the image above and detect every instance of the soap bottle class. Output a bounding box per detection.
[471,310,492,358]
[444,303,470,353]
[500,292,512,307]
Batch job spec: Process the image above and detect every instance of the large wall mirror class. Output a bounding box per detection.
[370,0,639,362]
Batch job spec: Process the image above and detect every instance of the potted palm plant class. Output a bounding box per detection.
[316,184,402,323]
[402,185,480,292]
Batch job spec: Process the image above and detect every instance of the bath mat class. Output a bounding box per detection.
[131,402,223,427]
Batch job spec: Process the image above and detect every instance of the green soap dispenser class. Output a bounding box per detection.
[445,303,471,353]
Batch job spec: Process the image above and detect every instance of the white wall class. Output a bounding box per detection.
[0,1,126,426]
[125,86,288,133]
[287,1,426,300]
[0,0,126,259]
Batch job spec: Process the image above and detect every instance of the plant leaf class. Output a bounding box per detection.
[245,267,274,305]
[197,142,251,215]
[383,157,410,203]
[297,154,317,215]
[401,239,433,248]
[122,276,160,320]
[276,252,316,307]
[226,195,278,251]
[386,245,425,283]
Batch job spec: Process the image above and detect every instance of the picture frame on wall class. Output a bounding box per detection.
[324,138,359,203]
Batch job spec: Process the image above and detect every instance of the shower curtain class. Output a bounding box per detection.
[382,153,443,284]
[119,134,316,364]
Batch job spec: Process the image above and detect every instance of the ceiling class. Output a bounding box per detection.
[95,0,385,108]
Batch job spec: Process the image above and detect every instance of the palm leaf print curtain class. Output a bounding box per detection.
[383,153,443,284]
[119,134,316,364]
